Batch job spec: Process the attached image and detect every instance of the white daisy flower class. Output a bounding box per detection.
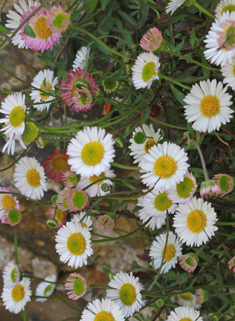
[221,56,235,89]
[173,197,218,247]
[166,306,203,321]
[55,221,93,268]
[215,0,235,18]
[71,211,93,231]
[204,11,235,66]
[72,46,90,70]
[13,156,48,200]
[166,0,186,15]
[5,0,39,49]
[167,171,197,204]
[67,126,115,178]
[132,52,160,89]
[0,92,27,139]
[77,169,115,197]
[137,190,177,230]
[1,278,32,314]
[149,231,182,274]
[80,298,125,321]
[140,142,189,191]
[35,275,56,303]
[106,272,144,317]
[0,187,19,219]
[30,69,58,111]
[176,292,201,309]
[2,261,20,288]
[129,124,162,164]
[184,79,233,133]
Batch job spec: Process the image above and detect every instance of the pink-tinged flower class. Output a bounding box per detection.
[66,188,89,212]
[47,6,70,33]
[65,273,87,300]
[56,188,71,211]
[0,187,20,219]
[60,68,98,113]
[2,208,22,226]
[62,171,78,188]
[97,215,114,232]
[20,8,62,53]
[200,180,221,198]
[140,27,163,52]
[43,150,70,182]
[195,289,209,305]
[179,253,199,273]
[47,204,67,229]
[228,256,235,272]
[213,173,234,196]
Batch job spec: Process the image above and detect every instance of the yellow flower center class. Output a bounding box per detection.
[233,64,235,77]
[22,122,38,143]
[176,177,195,198]
[55,209,64,223]
[11,268,17,283]
[72,191,87,209]
[89,173,104,185]
[50,154,69,172]
[179,319,192,321]
[43,284,53,297]
[81,142,104,166]
[179,292,194,301]
[144,139,157,153]
[94,311,115,321]
[34,17,52,39]
[73,276,85,296]
[67,233,86,255]
[11,284,25,302]
[142,62,156,82]
[200,95,220,118]
[39,81,52,100]
[81,222,87,228]
[26,169,41,187]
[119,283,137,306]
[225,25,235,47]
[154,156,177,178]
[161,244,176,262]
[187,210,207,233]
[222,4,235,13]
[154,192,172,211]
[53,12,68,29]
[9,106,25,127]
[2,195,16,209]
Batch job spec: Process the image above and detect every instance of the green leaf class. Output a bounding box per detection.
[170,84,185,105]
[118,10,137,26]
[187,122,194,137]
[101,0,109,10]
[138,4,149,27]
[0,25,11,35]
[86,0,98,13]
[23,23,36,38]
[123,181,136,190]
[0,87,15,94]
[190,27,196,48]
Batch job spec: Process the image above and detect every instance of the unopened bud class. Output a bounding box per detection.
[115,137,124,148]
[134,131,146,144]
[47,217,58,228]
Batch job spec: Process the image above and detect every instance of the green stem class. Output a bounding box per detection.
[22,310,27,321]
[14,231,18,265]
[0,143,32,172]
[160,74,191,90]
[194,141,209,181]
[111,162,140,171]
[23,275,64,285]
[216,222,235,226]
[149,116,187,130]
[194,2,215,19]
[53,294,82,312]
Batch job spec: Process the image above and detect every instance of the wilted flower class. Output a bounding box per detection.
[179,252,199,273]
[98,215,114,231]
[200,180,221,198]
[213,173,234,196]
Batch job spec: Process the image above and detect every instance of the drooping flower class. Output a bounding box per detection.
[140,27,163,52]
[106,272,144,317]
[35,275,56,303]
[43,150,70,182]
[184,79,233,133]
[195,289,209,305]
[97,215,115,231]
[175,292,200,309]
[166,0,187,15]
[22,122,39,144]
[179,252,199,273]
[173,197,218,247]
[140,142,189,191]
[166,307,203,321]
[132,52,160,89]
[149,231,183,274]
[47,6,70,32]
[56,188,70,211]
[60,68,98,112]
[228,256,235,272]
[102,78,119,94]
[47,205,67,229]
[71,211,93,231]
[2,261,20,288]
[0,187,19,219]
[65,273,87,300]
[200,179,221,198]
[55,221,93,268]
[66,188,89,212]
[67,126,115,178]
[14,156,48,200]
[129,124,162,165]
[1,208,22,226]
[30,69,58,112]
[62,171,78,188]
[73,47,90,70]
[215,0,235,18]
[213,173,234,196]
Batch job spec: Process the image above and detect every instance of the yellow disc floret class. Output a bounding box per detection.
[154,156,177,178]
[89,173,104,184]
[119,283,137,306]
[2,195,16,209]
[200,96,220,118]
[81,142,104,166]
[9,106,25,127]
[154,192,172,211]
[162,244,176,262]
[26,169,41,187]
[11,284,25,302]
[187,210,207,233]
[179,292,194,301]
[176,177,195,198]
[50,154,69,172]
[67,233,86,255]
[39,81,52,100]
[144,139,157,153]
[55,209,64,223]
[142,62,156,82]
[94,311,115,321]
[179,318,192,321]
[34,17,52,39]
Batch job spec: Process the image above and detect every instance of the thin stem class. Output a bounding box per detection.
[23,275,64,285]
[111,162,140,171]
[22,310,27,321]
[160,74,191,90]
[194,2,215,19]
[194,141,209,181]
[0,143,32,172]
[216,222,235,226]
[14,231,18,265]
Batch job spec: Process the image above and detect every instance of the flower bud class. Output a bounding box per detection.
[47,217,58,228]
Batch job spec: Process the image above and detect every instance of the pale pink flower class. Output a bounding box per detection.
[0,187,20,219]
[179,253,199,273]
[47,6,70,33]
[66,188,89,212]
[2,208,22,226]
[65,273,87,300]
[200,180,221,198]
[98,215,114,231]
[43,150,70,182]
[228,256,235,272]
[213,173,234,196]
[140,27,163,52]
[47,204,67,229]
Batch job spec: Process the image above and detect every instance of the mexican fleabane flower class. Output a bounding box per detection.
[30,69,58,111]
[102,78,119,94]
[215,0,235,18]
[5,0,39,49]
[56,188,70,211]
[14,156,48,200]
[98,215,115,231]
[173,197,218,247]
[80,298,125,321]
[2,208,22,226]
[195,289,209,305]
[179,252,199,273]
[65,273,87,300]
[221,57,235,89]
[140,142,189,191]
[43,150,70,182]
[106,272,144,317]
[184,79,233,133]
[35,275,56,302]
[132,52,160,89]
[2,261,20,288]
[204,11,235,66]
[46,6,70,33]
[66,188,89,212]
[73,47,90,70]
[140,27,163,52]
[0,187,19,219]
[129,124,162,165]
[67,126,115,178]
[175,292,200,309]
[62,171,78,188]
[149,231,182,274]
[1,278,32,314]
[213,173,234,196]
[55,221,93,268]
[166,0,190,15]
[60,68,98,112]
[166,307,203,321]
[200,179,221,198]
[71,211,93,231]
[20,8,62,53]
